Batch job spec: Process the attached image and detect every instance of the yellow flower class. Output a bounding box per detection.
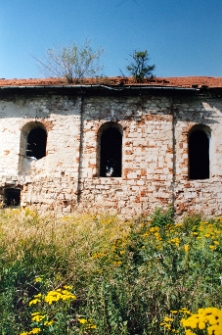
[44,320,54,326]
[184,244,189,252]
[87,324,97,329]
[181,307,222,334]
[29,299,41,306]
[78,318,87,324]
[208,324,222,335]
[179,307,191,314]
[164,317,173,322]
[181,315,198,329]
[169,237,180,247]
[34,277,43,283]
[185,330,197,335]
[29,328,41,334]
[63,285,73,290]
[31,312,40,316]
[170,310,178,314]
[210,245,216,250]
[31,314,45,322]
[198,320,206,329]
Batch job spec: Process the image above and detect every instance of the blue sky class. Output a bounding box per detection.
[1,0,222,79]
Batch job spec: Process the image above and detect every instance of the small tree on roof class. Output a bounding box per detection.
[126,50,155,83]
[35,40,104,83]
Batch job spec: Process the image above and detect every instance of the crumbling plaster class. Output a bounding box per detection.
[0,87,222,218]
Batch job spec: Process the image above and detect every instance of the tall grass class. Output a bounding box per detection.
[0,207,222,334]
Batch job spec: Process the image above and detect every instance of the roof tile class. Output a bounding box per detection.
[0,76,222,88]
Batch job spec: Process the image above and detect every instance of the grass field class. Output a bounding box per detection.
[0,207,222,335]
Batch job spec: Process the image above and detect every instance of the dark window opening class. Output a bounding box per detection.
[26,127,47,160]
[189,130,209,180]
[100,127,122,177]
[5,188,20,207]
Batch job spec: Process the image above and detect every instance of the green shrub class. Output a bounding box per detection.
[0,208,222,334]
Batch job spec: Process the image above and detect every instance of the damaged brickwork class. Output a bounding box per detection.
[0,77,222,218]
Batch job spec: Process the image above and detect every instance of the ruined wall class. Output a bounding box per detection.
[0,89,222,218]
[174,96,222,217]
[78,95,173,216]
[0,94,81,212]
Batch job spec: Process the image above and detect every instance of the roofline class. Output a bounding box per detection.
[0,84,200,92]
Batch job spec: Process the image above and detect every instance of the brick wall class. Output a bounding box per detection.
[0,88,221,218]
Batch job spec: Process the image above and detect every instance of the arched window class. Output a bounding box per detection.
[99,123,122,177]
[188,126,210,180]
[26,126,47,160]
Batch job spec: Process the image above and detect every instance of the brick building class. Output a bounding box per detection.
[0,76,222,217]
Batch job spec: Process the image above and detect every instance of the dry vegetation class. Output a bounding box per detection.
[0,207,222,335]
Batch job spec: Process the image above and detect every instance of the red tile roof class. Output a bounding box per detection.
[0,76,222,88]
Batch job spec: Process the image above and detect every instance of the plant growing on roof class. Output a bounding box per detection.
[126,50,155,82]
[35,39,104,83]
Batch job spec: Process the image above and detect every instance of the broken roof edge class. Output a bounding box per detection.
[0,84,200,93]
[0,76,222,89]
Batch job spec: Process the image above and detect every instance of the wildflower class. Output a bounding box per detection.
[198,320,206,329]
[29,328,41,334]
[181,307,222,334]
[169,237,180,247]
[181,314,199,328]
[63,285,73,290]
[184,244,189,252]
[185,330,197,335]
[150,227,159,232]
[31,314,45,322]
[44,320,54,326]
[142,232,149,237]
[29,299,41,306]
[92,252,106,259]
[78,318,88,324]
[87,324,97,329]
[164,317,173,322]
[179,307,191,315]
[34,277,43,283]
[31,312,40,316]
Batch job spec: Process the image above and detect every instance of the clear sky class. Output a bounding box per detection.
[1,0,222,79]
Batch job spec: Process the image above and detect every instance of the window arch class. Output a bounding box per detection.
[188,125,210,180]
[98,123,122,177]
[26,127,47,159]
[21,122,47,160]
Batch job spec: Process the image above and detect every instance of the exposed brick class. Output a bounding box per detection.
[0,82,221,218]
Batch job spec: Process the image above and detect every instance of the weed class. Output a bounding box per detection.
[0,208,222,334]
